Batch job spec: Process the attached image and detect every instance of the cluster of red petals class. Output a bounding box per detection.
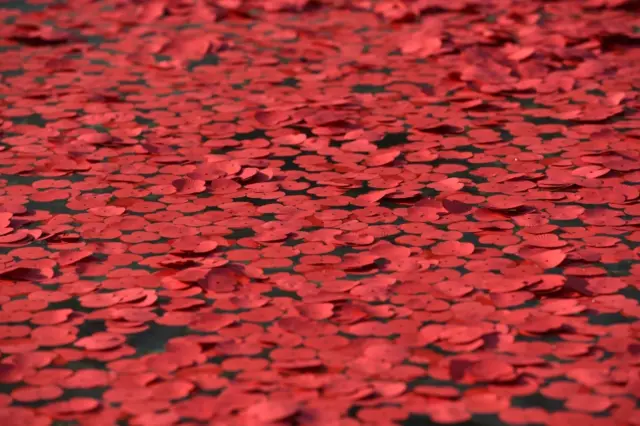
[0,0,639,424]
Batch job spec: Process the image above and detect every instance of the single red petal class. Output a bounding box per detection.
[525,249,566,269]
[87,206,125,217]
[246,399,300,423]
[564,394,612,413]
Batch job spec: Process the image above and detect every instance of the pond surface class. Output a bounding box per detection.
[0,0,638,425]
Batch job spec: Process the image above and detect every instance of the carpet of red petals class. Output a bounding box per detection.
[0,0,639,424]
